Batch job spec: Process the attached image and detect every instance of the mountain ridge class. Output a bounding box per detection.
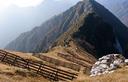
[5,0,88,53]
[54,0,128,58]
[5,0,128,58]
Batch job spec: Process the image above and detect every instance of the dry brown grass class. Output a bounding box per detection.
[38,42,96,73]
[0,62,128,82]
[1,49,128,82]
[73,66,128,82]
[42,41,96,65]
[40,46,68,62]
[0,63,49,82]
[9,51,42,61]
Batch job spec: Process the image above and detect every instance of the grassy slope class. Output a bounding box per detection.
[0,63,49,82]
[42,41,96,69]
[43,43,128,82]
[73,66,128,82]
[0,50,128,82]
[0,63,127,82]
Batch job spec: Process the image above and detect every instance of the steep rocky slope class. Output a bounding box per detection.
[5,1,85,53]
[98,0,128,27]
[56,0,128,58]
[6,0,128,58]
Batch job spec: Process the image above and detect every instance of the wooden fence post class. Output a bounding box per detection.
[26,60,30,70]
[55,68,58,81]
[1,53,7,62]
[37,63,42,74]
[13,56,17,66]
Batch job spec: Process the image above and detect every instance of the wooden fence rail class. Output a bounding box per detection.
[66,50,95,64]
[0,50,78,81]
[57,52,92,68]
[33,53,81,71]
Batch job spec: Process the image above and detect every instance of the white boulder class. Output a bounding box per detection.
[90,54,127,76]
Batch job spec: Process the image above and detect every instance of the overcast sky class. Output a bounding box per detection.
[0,0,81,48]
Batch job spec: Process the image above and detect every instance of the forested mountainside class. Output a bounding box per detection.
[5,0,128,58]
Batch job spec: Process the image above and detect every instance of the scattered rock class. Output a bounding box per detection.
[125,59,128,64]
[90,54,127,76]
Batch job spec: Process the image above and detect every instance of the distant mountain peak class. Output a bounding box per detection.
[5,0,128,58]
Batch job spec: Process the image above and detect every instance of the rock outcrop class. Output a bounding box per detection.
[90,54,128,76]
